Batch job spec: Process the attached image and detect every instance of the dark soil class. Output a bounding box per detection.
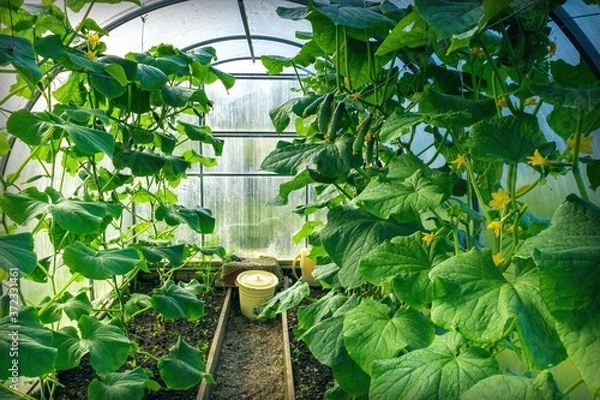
[52,278,334,400]
[287,289,335,399]
[208,291,285,399]
[54,287,225,400]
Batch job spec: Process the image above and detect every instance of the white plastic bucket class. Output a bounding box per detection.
[235,270,278,319]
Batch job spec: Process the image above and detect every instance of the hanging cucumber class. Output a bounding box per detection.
[326,100,345,142]
[317,92,334,133]
[302,95,325,118]
[353,113,373,155]
[365,132,375,166]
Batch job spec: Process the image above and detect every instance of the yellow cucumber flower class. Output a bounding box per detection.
[566,135,593,154]
[524,97,538,106]
[350,91,361,102]
[489,188,511,210]
[487,220,502,238]
[421,232,435,246]
[492,252,505,266]
[527,149,549,167]
[450,154,468,170]
[87,32,100,49]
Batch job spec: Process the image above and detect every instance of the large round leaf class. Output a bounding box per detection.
[63,242,140,279]
[0,307,56,379]
[320,206,420,288]
[158,336,212,389]
[516,195,600,396]
[355,170,449,222]
[360,231,452,308]
[343,299,434,374]
[260,136,362,180]
[78,315,131,376]
[370,332,500,400]
[469,113,547,164]
[150,280,205,321]
[0,232,37,276]
[0,34,42,89]
[463,371,564,400]
[430,248,566,370]
[88,367,158,400]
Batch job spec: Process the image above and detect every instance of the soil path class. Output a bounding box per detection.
[208,290,286,399]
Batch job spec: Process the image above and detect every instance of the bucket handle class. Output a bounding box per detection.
[291,251,302,281]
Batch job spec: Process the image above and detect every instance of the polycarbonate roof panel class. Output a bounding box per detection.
[553,0,600,76]
[88,0,310,64]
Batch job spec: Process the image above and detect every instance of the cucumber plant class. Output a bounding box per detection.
[260,1,599,399]
[0,1,231,398]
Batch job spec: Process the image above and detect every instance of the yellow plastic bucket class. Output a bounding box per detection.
[236,270,279,319]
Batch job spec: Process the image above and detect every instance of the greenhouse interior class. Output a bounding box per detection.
[1,0,599,399]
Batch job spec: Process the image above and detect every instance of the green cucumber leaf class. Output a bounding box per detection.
[140,244,187,266]
[313,2,394,29]
[462,370,564,400]
[0,307,56,379]
[38,291,92,324]
[430,248,566,370]
[531,83,600,112]
[355,170,449,222]
[260,136,362,180]
[295,291,359,337]
[0,34,42,89]
[258,280,310,319]
[151,280,205,321]
[378,110,424,143]
[0,232,37,276]
[78,315,131,376]
[177,122,224,156]
[370,332,500,400]
[516,195,600,397]
[377,10,433,55]
[53,326,86,371]
[331,348,370,398]
[320,206,420,289]
[302,314,346,367]
[136,63,168,90]
[342,299,434,374]
[158,336,212,389]
[155,205,215,234]
[419,85,496,128]
[49,199,118,235]
[359,231,452,308]
[6,109,113,156]
[63,242,140,279]
[469,113,547,164]
[415,0,482,38]
[88,367,158,400]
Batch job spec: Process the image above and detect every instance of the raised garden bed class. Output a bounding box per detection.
[50,273,330,400]
[54,283,226,400]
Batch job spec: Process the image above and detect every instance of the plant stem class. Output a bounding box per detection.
[335,24,342,92]
[292,64,306,94]
[38,273,82,316]
[128,305,153,320]
[466,165,491,222]
[333,182,353,200]
[136,349,161,362]
[563,377,584,395]
[1,384,37,400]
[111,274,126,328]
[571,109,589,201]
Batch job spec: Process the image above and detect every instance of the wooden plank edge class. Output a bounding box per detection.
[196,287,233,400]
[282,277,296,400]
